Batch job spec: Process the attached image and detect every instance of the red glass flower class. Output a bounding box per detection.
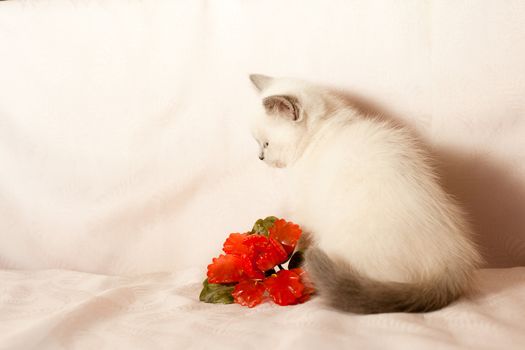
[239,254,265,280]
[292,268,315,303]
[207,254,245,284]
[268,219,302,255]
[243,234,271,255]
[223,233,252,256]
[232,279,266,308]
[264,269,306,306]
[254,238,288,272]
[200,217,314,308]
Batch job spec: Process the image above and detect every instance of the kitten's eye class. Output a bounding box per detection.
[264,142,269,148]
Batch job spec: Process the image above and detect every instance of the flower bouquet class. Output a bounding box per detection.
[199,216,314,307]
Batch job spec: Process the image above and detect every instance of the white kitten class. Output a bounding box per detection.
[249,74,482,313]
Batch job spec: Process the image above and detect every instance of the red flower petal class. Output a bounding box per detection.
[243,234,270,251]
[223,233,251,255]
[268,219,302,255]
[221,234,268,279]
[255,238,288,272]
[264,269,305,306]
[207,254,244,284]
[291,268,315,302]
[232,280,266,308]
[240,254,265,280]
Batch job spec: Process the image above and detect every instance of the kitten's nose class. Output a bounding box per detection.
[259,155,264,160]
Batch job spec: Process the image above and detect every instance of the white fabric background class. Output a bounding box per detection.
[1,0,525,275]
[1,267,524,350]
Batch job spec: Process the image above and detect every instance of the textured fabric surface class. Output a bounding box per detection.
[1,267,524,350]
[1,1,524,273]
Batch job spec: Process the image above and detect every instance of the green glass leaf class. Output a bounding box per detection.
[250,216,278,236]
[288,251,305,269]
[199,279,235,304]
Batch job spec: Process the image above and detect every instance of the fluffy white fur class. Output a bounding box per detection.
[250,74,482,313]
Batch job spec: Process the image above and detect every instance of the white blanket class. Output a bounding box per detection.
[1,267,525,350]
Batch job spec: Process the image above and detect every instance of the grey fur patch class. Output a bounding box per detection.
[262,95,301,121]
[297,231,313,251]
[305,248,465,314]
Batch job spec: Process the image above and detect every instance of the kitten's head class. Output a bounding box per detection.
[249,74,326,168]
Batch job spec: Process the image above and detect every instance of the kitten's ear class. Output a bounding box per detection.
[249,74,273,92]
[263,95,302,122]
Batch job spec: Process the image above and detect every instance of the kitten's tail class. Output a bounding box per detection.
[305,248,469,314]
